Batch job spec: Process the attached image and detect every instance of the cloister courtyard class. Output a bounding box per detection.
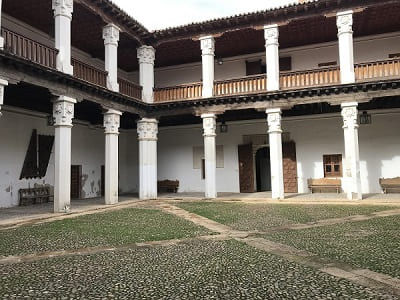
[0,196,399,299]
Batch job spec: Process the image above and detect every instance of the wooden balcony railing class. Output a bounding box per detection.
[214,74,266,96]
[154,82,203,103]
[1,28,57,69]
[355,58,400,82]
[72,58,107,88]
[118,78,142,99]
[280,66,340,89]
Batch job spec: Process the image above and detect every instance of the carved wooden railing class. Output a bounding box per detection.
[154,82,203,102]
[118,77,142,99]
[1,28,57,69]
[355,58,400,82]
[214,74,266,96]
[280,66,340,89]
[72,58,107,88]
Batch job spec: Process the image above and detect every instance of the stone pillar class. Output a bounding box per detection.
[200,36,215,98]
[264,24,280,91]
[341,102,362,200]
[53,96,76,213]
[103,109,122,205]
[103,24,120,92]
[137,118,158,200]
[337,10,355,84]
[266,108,284,199]
[0,0,4,50]
[137,46,156,103]
[52,0,73,75]
[0,79,8,115]
[201,113,217,199]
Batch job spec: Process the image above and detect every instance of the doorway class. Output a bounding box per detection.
[71,165,82,199]
[101,165,105,197]
[255,147,271,192]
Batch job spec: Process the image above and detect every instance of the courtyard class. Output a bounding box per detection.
[0,198,399,299]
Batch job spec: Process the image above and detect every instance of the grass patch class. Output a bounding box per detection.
[0,208,209,257]
[177,202,394,231]
[264,215,400,278]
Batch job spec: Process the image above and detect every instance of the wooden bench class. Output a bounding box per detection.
[379,177,400,194]
[19,187,51,206]
[158,180,179,193]
[308,178,342,194]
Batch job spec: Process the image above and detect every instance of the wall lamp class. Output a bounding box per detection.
[220,121,228,133]
[359,111,372,125]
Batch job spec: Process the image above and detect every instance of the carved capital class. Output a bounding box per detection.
[200,36,215,56]
[104,109,122,135]
[201,113,217,137]
[52,96,76,127]
[137,118,158,141]
[103,24,120,46]
[337,10,353,35]
[266,108,282,133]
[52,0,73,19]
[264,24,279,46]
[341,102,358,129]
[0,79,8,116]
[137,46,156,65]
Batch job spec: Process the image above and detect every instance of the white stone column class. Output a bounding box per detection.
[266,108,284,199]
[53,96,76,213]
[341,102,362,200]
[52,0,73,75]
[337,10,355,84]
[0,0,4,50]
[137,118,158,200]
[201,113,217,199]
[103,109,122,205]
[0,79,8,115]
[103,24,120,92]
[264,24,280,91]
[200,36,215,98]
[137,46,156,103]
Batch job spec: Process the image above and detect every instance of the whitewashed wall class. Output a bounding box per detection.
[0,108,137,208]
[158,110,400,195]
[155,33,400,87]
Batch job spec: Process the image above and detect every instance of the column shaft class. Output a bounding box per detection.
[52,0,73,75]
[200,36,215,98]
[0,79,8,115]
[103,24,120,92]
[137,46,156,103]
[264,24,280,91]
[53,96,76,212]
[0,0,4,49]
[137,118,158,200]
[267,108,284,199]
[202,114,217,199]
[337,10,355,84]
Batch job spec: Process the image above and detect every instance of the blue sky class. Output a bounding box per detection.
[112,0,297,31]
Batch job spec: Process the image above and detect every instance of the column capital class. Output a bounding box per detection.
[137,118,158,141]
[52,0,73,19]
[200,36,215,56]
[52,95,76,127]
[266,108,282,133]
[104,109,122,135]
[264,24,279,46]
[103,24,120,46]
[336,10,353,35]
[341,102,358,129]
[0,79,8,116]
[137,46,156,65]
[201,113,217,137]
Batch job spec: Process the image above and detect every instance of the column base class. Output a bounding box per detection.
[346,192,363,201]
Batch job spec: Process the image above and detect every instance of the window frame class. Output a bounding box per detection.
[323,154,343,178]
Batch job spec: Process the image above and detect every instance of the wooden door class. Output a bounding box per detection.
[238,144,255,193]
[282,142,298,193]
[71,165,82,199]
[101,165,105,197]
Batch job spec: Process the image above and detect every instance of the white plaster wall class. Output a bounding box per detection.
[0,108,138,208]
[158,111,400,195]
[155,33,400,88]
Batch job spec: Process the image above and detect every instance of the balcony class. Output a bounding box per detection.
[154,59,400,103]
[1,28,142,101]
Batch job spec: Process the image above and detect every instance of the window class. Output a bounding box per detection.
[318,61,337,68]
[245,57,292,76]
[323,154,342,178]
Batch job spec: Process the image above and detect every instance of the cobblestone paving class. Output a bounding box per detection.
[0,208,210,257]
[264,215,400,279]
[177,202,395,231]
[1,240,396,300]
